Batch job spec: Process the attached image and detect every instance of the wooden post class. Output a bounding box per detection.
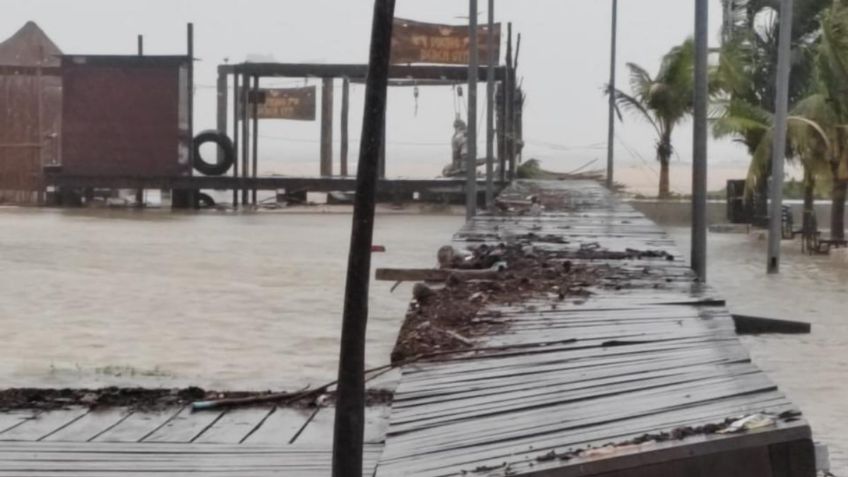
[321,78,335,177]
[232,72,239,208]
[241,72,250,205]
[497,81,506,182]
[379,107,387,179]
[136,35,145,206]
[252,75,259,205]
[466,0,479,220]
[485,0,496,210]
[187,23,194,184]
[341,77,350,177]
[332,0,395,475]
[216,67,228,165]
[505,23,514,181]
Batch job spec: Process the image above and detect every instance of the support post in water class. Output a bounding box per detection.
[466,0,479,221]
[341,77,350,177]
[691,0,709,282]
[768,0,794,274]
[606,0,617,190]
[321,78,335,177]
[485,0,495,210]
[331,0,395,475]
[251,75,259,205]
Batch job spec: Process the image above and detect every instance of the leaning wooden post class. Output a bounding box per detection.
[332,0,395,475]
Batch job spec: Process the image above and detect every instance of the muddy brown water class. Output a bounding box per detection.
[0,206,462,391]
[668,227,847,475]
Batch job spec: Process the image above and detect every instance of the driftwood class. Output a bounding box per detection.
[732,314,811,335]
[375,268,501,282]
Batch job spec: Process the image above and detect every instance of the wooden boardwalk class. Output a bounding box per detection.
[375,180,814,476]
[0,404,388,475]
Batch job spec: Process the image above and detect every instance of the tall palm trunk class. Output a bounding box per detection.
[802,167,815,235]
[657,133,672,199]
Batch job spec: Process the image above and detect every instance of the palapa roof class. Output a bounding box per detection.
[0,21,62,67]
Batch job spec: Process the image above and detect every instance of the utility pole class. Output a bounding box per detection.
[485,0,496,210]
[768,0,794,274]
[466,0,479,221]
[331,0,395,475]
[692,0,709,282]
[606,0,618,190]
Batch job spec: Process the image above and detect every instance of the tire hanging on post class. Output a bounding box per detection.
[192,130,235,176]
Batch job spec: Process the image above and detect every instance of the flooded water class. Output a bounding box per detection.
[668,227,848,475]
[0,206,462,391]
[2,205,844,472]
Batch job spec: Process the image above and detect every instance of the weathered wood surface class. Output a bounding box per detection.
[375,180,813,477]
[0,442,383,476]
[0,404,389,475]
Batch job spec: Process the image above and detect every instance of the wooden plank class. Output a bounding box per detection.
[732,314,811,335]
[375,268,499,282]
[142,407,225,443]
[241,407,314,445]
[92,408,180,443]
[42,408,131,442]
[0,408,89,441]
[0,411,37,434]
[193,407,275,444]
[295,406,390,445]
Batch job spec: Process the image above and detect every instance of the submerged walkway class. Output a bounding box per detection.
[375,180,814,476]
[0,180,814,476]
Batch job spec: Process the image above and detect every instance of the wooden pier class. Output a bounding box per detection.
[376,180,814,476]
[0,180,815,476]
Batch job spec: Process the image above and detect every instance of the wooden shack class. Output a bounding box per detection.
[0,22,62,204]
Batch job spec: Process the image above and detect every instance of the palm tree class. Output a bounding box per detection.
[609,39,695,199]
[714,95,832,233]
[814,0,848,239]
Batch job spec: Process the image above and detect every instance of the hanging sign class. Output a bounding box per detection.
[247,86,316,121]
[391,18,501,66]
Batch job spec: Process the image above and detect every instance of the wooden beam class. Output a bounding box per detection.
[732,314,811,335]
[223,63,507,82]
[375,268,500,282]
[321,78,334,177]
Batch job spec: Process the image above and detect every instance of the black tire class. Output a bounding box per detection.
[195,192,216,209]
[193,130,234,176]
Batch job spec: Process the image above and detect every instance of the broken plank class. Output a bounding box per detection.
[732,314,811,335]
[376,268,499,282]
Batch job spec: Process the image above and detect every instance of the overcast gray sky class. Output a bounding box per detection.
[3,0,768,194]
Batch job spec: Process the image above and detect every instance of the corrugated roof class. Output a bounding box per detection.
[0,21,62,67]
